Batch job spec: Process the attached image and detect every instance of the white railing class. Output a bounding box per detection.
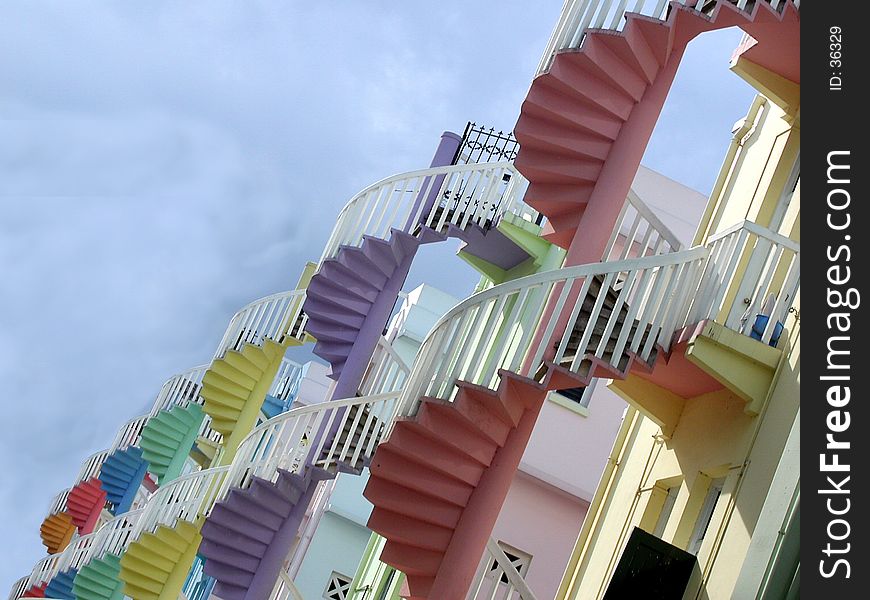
[537,0,671,73]
[602,189,682,262]
[537,0,795,74]
[467,538,538,600]
[83,509,144,563]
[688,220,800,345]
[75,451,109,485]
[109,415,149,453]
[8,577,27,600]
[359,337,411,397]
[213,290,308,360]
[320,162,535,263]
[150,365,209,416]
[217,392,401,498]
[130,466,230,541]
[269,358,304,402]
[398,248,709,416]
[269,570,304,600]
[396,221,799,418]
[48,489,70,516]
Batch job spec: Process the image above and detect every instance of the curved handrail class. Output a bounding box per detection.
[109,415,149,453]
[467,537,538,600]
[150,364,209,416]
[320,161,535,264]
[268,357,304,403]
[213,289,307,360]
[130,465,231,540]
[397,246,710,417]
[217,391,401,499]
[359,337,411,397]
[47,489,70,516]
[83,509,144,563]
[269,570,305,600]
[7,577,27,600]
[75,450,109,485]
[537,0,795,75]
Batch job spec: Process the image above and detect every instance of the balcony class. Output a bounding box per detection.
[610,220,799,432]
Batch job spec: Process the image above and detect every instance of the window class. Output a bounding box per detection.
[687,477,725,555]
[653,485,680,538]
[556,379,598,408]
[323,572,352,600]
[488,542,532,584]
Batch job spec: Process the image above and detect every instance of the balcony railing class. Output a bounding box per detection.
[109,415,149,453]
[467,538,538,600]
[359,337,411,397]
[395,221,798,419]
[687,220,799,346]
[7,577,27,600]
[602,189,682,262]
[213,290,308,360]
[537,0,798,74]
[130,466,230,541]
[320,162,536,264]
[74,451,109,485]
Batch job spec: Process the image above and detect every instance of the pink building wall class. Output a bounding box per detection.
[483,165,706,596]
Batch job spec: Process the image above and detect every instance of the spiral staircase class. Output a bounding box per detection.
[11,2,801,599]
[514,0,799,251]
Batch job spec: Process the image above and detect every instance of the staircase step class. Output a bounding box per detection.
[200,521,269,557]
[380,542,442,577]
[213,582,248,600]
[401,403,497,467]
[513,148,603,185]
[360,236,402,275]
[458,383,523,428]
[306,285,373,317]
[221,491,286,530]
[222,350,265,380]
[608,25,660,83]
[197,540,261,573]
[569,35,648,101]
[304,321,360,344]
[309,273,379,303]
[202,370,254,398]
[386,426,486,486]
[368,508,453,552]
[544,63,636,120]
[369,448,474,507]
[522,85,622,140]
[208,505,277,545]
[363,477,462,529]
[319,259,386,293]
[336,247,391,286]
[404,575,435,599]
[514,115,612,162]
[209,359,259,390]
[201,558,255,588]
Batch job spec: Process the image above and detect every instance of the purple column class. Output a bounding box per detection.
[328,131,460,402]
[402,131,463,232]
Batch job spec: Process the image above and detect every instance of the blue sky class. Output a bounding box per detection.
[0,1,755,586]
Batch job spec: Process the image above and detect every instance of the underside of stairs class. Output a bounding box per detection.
[67,478,107,534]
[199,467,330,600]
[44,568,77,600]
[21,583,46,599]
[201,338,288,454]
[364,375,551,599]
[139,403,205,485]
[304,229,424,380]
[365,270,672,598]
[514,0,800,249]
[73,553,124,600]
[39,511,76,554]
[99,447,149,515]
[119,521,201,600]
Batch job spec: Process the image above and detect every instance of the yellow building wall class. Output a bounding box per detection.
[561,90,801,599]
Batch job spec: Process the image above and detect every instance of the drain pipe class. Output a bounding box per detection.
[286,477,337,580]
[556,406,641,600]
[692,95,767,246]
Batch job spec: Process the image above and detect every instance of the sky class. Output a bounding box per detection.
[0,1,756,588]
